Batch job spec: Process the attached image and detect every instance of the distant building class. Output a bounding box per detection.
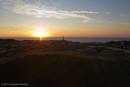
[63,36,64,41]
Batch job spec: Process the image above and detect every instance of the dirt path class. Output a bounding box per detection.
[86,45,130,53]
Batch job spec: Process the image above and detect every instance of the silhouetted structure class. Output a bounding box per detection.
[63,36,64,41]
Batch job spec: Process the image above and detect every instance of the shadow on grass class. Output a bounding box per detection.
[0,52,130,87]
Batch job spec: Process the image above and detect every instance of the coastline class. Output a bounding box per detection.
[0,37,130,43]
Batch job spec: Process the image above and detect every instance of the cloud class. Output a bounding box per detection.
[109,22,117,24]
[0,0,111,23]
[71,11,99,14]
[120,14,128,17]
[121,23,130,25]
[102,12,112,15]
[0,0,94,22]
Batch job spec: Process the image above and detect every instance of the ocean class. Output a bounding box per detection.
[0,37,130,43]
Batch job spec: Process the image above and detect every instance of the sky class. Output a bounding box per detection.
[0,0,130,37]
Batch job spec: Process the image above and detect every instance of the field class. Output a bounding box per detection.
[0,50,130,87]
[82,41,130,50]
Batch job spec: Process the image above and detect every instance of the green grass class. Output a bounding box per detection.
[0,51,130,87]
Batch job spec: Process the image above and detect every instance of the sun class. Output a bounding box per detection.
[30,27,50,37]
[36,31,45,37]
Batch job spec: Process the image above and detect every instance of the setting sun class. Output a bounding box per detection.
[36,31,45,37]
[31,26,51,37]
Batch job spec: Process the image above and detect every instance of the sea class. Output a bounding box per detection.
[0,37,130,43]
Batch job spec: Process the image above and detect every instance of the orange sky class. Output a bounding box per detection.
[0,0,130,37]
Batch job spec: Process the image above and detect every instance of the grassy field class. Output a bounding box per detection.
[0,50,130,87]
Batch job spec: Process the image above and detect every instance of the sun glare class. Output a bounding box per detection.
[36,31,45,37]
[31,27,50,37]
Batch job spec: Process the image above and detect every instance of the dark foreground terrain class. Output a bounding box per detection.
[0,50,130,87]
